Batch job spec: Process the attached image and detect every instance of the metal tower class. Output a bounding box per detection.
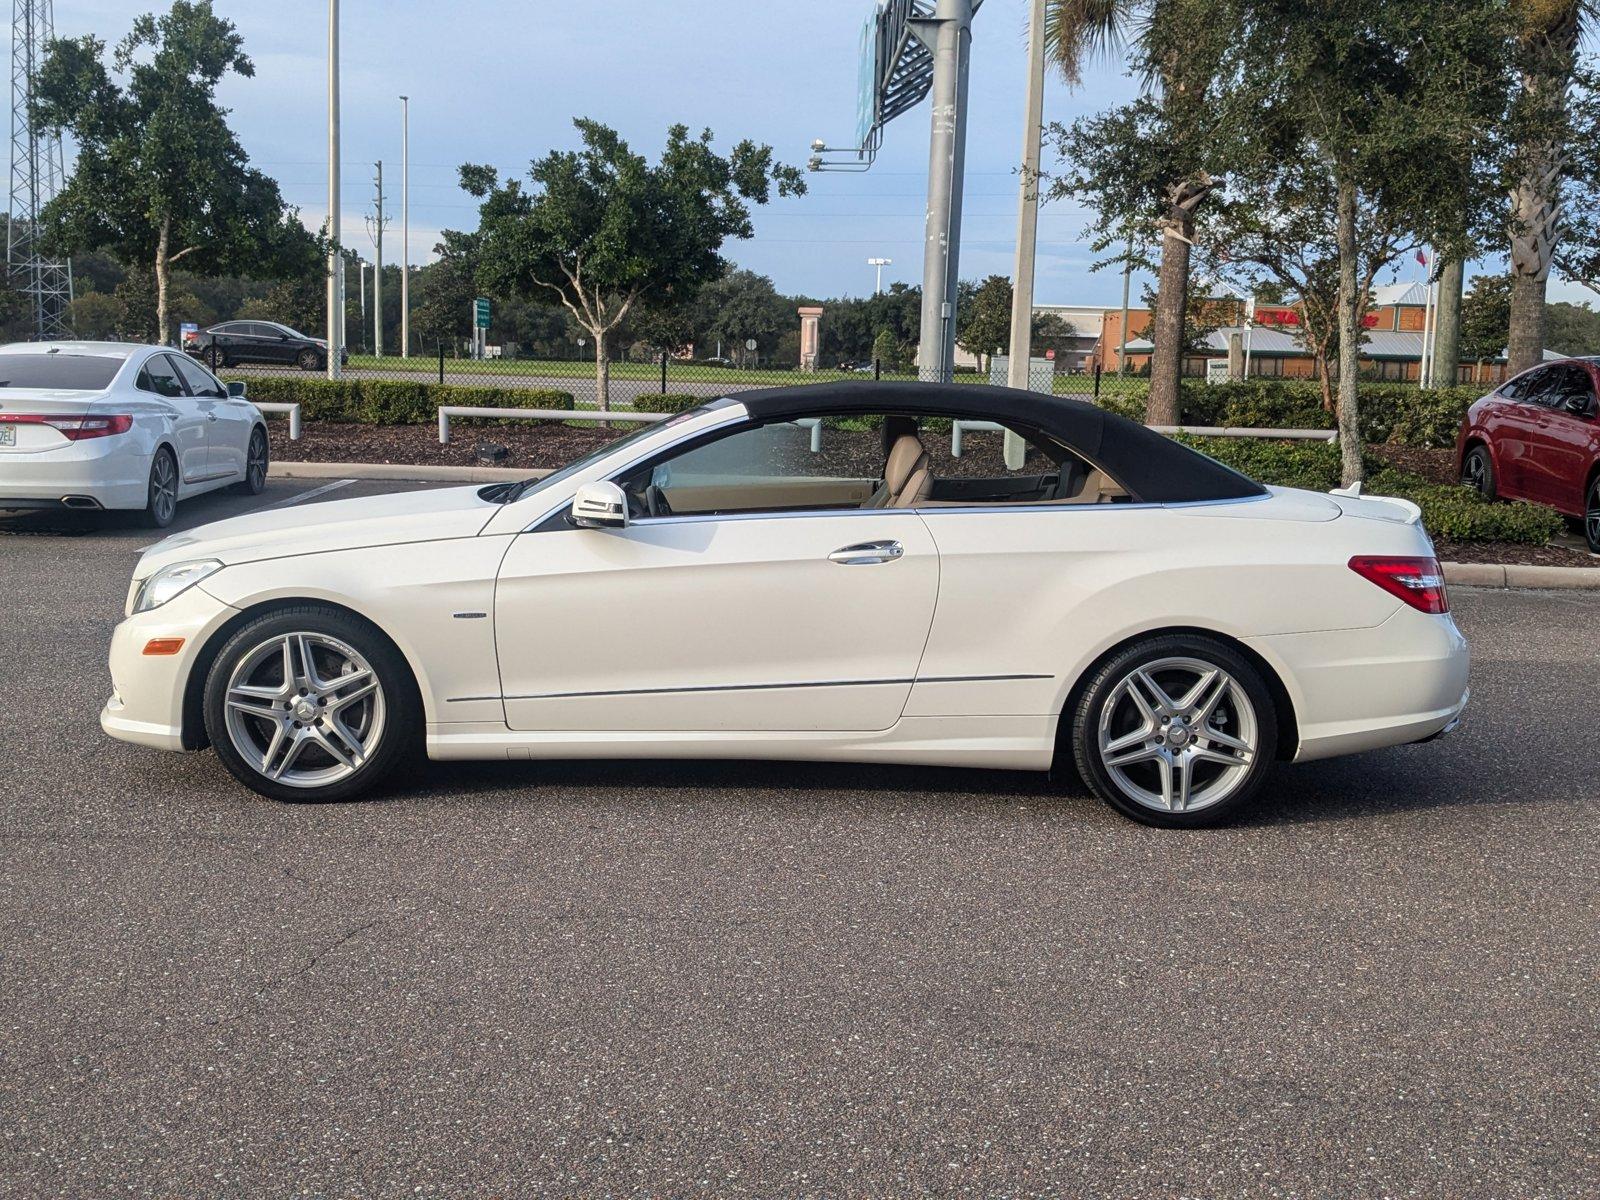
[8,0,72,339]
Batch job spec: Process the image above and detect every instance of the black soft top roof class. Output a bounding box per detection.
[734,381,1266,504]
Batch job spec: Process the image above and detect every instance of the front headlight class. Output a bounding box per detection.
[131,559,223,615]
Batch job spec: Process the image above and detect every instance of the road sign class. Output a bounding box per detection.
[745,338,757,351]
[473,297,490,329]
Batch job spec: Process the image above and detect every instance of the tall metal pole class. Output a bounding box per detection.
[912,0,973,383]
[325,0,342,379]
[1006,0,1046,394]
[370,160,384,359]
[1117,238,1132,373]
[399,94,410,358]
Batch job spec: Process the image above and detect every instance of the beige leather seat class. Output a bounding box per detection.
[866,433,933,508]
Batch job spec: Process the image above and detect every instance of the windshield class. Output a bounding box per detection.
[0,353,124,390]
[502,407,720,504]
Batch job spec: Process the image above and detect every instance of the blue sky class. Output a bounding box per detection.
[56,0,1595,308]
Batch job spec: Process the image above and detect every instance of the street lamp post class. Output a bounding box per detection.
[868,256,892,294]
[399,94,409,359]
[1006,0,1047,398]
[325,0,343,379]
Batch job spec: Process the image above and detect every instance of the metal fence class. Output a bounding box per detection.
[231,346,1155,412]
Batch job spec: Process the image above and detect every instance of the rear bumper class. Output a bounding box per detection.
[0,441,150,510]
[1245,606,1471,763]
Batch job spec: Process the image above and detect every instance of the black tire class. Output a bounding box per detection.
[236,425,269,494]
[1585,475,1600,555]
[1460,443,1497,500]
[204,346,229,370]
[297,348,323,372]
[142,447,179,528]
[203,605,420,803]
[1071,634,1278,828]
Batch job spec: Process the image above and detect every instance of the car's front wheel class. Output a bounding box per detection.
[1071,635,1278,827]
[1585,475,1600,554]
[203,606,419,802]
[1461,444,1496,500]
[296,348,322,372]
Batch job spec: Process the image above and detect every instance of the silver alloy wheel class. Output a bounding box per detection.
[222,632,386,788]
[1096,656,1259,814]
[1587,479,1600,551]
[149,452,177,525]
[247,430,268,490]
[1462,451,1486,492]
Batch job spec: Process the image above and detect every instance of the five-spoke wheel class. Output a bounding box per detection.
[1072,636,1277,826]
[204,607,418,802]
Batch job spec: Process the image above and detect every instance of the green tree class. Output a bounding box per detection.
[31,1,316,346]
[956,275,1014,370]
[460,120,803,409]
[691,269,790,365]
[1046,0,1230,424]
[1544,298,1600,355]
[1460,274,1513,363]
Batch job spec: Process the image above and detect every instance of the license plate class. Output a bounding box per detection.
[0,425,13,447]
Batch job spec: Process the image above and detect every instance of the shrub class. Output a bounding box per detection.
[1178,434,1564,544]
[223,375,575,425]
[1091,378,1483,448]
[629,392,702,414]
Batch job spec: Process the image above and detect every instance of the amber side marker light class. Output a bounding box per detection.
[141,638,186,656]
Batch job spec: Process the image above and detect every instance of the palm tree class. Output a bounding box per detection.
[1046,0,1217,425]
[1505,0,1587,374]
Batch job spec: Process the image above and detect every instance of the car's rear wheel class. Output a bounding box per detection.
[203,606,419,803]
[296,348,322,372]
[1585,475,1600,554]
[1071,635,1278,827]
[142,448,178,528]
[1460,444,1496,500]
[204,346,228,370]
[237,426,268,494]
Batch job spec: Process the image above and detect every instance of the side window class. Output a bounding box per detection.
[1547,365,1597,413]
[171,353,226,398]
[136,354,187,399]
[627,420,869,517]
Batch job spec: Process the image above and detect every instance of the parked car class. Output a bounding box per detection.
[102,381,1468,826]
[1456,357,1600,553]
[185,320,346,372]
[0,341,268,528]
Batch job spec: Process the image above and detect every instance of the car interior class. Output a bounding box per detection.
[614,412,1133,519]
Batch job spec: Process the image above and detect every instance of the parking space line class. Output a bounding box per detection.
[259,478,357,510]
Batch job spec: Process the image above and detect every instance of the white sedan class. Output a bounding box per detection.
[101,383,1469,826]
[0,341,269,527]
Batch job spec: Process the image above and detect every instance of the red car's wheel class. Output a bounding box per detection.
[1460,444,1496,500]
[1585,475,1599,554]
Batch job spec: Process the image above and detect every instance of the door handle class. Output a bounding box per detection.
[207,412,218,421]
[828,539,904,565]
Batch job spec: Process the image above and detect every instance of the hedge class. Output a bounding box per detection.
[226,375,575,425]
[1095,379,1481,448]
[1179,434,1566,544]
[628,392,703,414]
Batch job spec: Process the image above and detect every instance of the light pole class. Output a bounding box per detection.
[868,256,892,294]
[914,0,975,384]
[325,0,343,379]
[399,94,410,358]
[1005,0,1047,397]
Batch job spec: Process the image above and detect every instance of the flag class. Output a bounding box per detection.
[1416,249,1428,266]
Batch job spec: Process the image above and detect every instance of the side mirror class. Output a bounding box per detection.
[226,381,247,398]
[571,480,628,529]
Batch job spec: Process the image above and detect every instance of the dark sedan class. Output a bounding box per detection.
[184,320,347,372]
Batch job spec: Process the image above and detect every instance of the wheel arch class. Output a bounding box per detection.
[1053,624,1300,770]
[179,597,424,751]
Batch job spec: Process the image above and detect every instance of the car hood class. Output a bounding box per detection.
[136,484,501,575]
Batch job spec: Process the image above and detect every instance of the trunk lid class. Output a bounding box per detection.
[0,390,115,453]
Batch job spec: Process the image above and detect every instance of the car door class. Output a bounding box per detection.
[1483,368,1550,499]
[492,420,939,733]
[172,353,249,478]
[1519,363,1599,514]
[136,352,209,483]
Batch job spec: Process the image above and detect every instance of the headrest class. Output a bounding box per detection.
[881,414,919,457]
[884,433,928,492]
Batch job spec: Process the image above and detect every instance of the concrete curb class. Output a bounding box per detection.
[270,461,548,483]
[1443,561,1600,589]
[268,462,1600,589]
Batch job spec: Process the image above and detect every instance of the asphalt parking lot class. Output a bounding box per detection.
[2,478,1597,1197]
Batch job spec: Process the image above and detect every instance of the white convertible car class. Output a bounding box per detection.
[101,383,1469,826]
[0,341,269,526]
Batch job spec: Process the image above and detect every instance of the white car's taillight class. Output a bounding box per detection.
[1348,555,1449,614]
[0,413,133,440]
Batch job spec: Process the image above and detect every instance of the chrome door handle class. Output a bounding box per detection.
[828,539,904,565]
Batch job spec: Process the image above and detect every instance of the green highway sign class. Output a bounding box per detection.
[473,297,490,328]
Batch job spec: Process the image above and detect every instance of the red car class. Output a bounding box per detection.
[1456,358,1600,553]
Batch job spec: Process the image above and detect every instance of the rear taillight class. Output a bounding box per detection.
[1349,555,1449,614]
[0,413,133,440]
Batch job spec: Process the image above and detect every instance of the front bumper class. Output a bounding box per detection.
[100,583,240,752]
